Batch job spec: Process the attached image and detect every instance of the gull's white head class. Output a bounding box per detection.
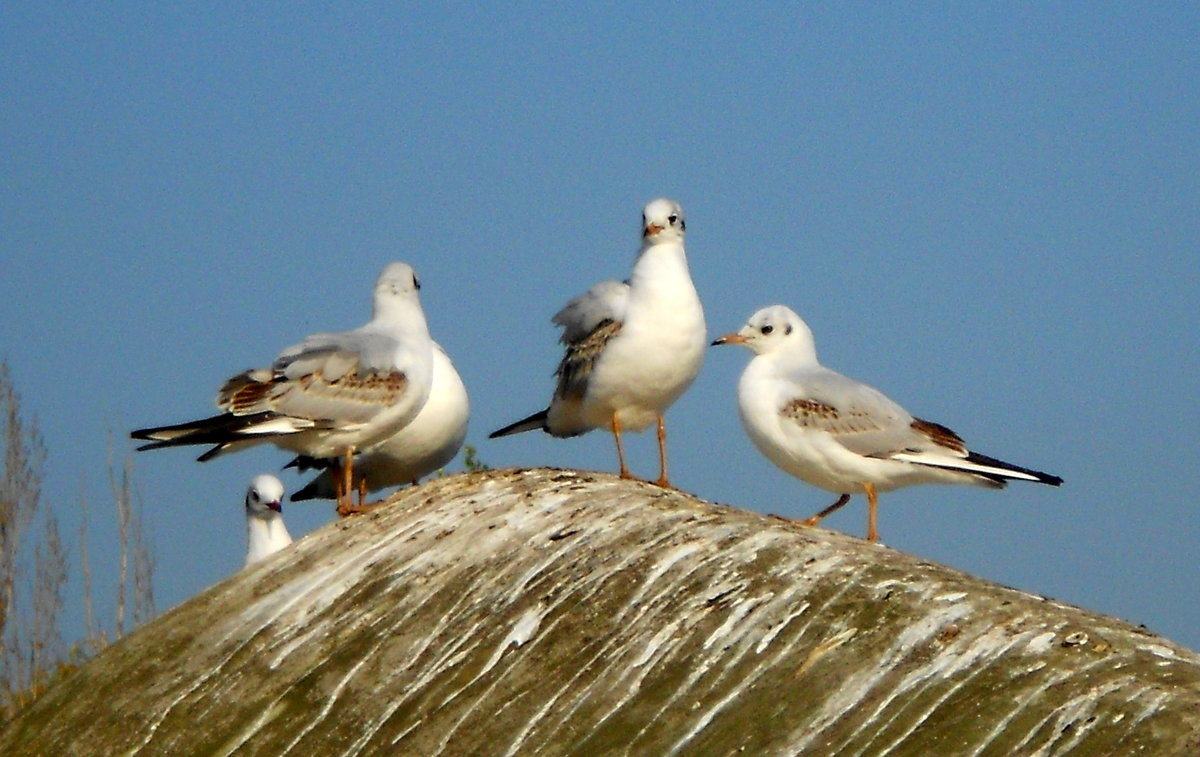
[375,262,421,298]
[641,198,686,245]
[712,305,818,362]
[245,474,286,519]
[373,261,423,318]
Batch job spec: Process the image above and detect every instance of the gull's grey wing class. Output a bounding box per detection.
[219,350,410,428]
[776,367,941,459]
[552,280,630,344]
[778,368,1061,484]
[275,329,404,375]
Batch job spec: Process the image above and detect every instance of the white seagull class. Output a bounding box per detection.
[132,262,435,516]
[288,341,469,501]
[490,198,706,487]
[713,305,1062,542]
[243,474,292,567]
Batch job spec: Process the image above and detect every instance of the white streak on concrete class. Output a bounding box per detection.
[755,602,809,654]
[1024,631,1057,655]
[633,619,681,668]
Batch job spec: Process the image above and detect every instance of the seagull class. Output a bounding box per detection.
[287,341,469,501]
[243,474,292,567]
[131,262,435,516]
[713,305,1062,542]
[490,198,706,487]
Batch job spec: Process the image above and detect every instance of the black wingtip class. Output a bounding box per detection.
[489,409,549,438]
[966,452,1063,487]
[196,444,226,463]
[289,483,319,502]
[283,455,329,472]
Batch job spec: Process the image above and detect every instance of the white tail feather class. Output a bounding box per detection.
[890,453,1041,482]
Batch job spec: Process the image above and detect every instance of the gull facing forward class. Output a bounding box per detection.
[244,474,292,567]
[490,198,706,487]
[132,263,435,516]
[714,305,1062,541]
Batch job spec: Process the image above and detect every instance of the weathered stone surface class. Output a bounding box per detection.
[3,468,1198,755]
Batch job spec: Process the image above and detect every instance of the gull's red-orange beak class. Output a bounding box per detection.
[643,222,664,237]
[711,333,747,346]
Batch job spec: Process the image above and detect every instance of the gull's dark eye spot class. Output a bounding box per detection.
[761,325,774,335]
[668,214,678,225]
[785,325,793,335]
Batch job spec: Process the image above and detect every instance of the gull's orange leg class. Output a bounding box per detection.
[349,475,384,514]
[864,482,879,542]
[611,412,633,479]
[334,457,346,515]
[336,446,356,517]
[340,470,385,516]
[801,493,851,527]
[653,415,671,488]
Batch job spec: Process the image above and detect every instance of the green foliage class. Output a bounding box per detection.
[462,444,490,473]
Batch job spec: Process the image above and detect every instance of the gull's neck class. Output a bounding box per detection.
[245,512,293,567]
[629,239,691,292]
[772,345,820,374]
[371,296,430,337]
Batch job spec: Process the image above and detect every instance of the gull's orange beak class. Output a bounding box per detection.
[643,222,664,237]
[711,333,747,346]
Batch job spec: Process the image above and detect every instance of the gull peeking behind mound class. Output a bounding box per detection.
[243,474,292,567]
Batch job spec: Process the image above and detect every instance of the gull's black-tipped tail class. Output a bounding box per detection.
[131,411,282,459]
[964,452,1063,487]
[131,414,229,444]
[489,409,549,438]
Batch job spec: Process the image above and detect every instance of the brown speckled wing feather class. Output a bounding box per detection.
[780,398,890,436]
[218,351,409,426]
[909,417,967,454]
[554,319,622,401]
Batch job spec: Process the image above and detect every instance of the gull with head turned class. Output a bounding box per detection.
[132,262,435,516]
[713,305,1062,542]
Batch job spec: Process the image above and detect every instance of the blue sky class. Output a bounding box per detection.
[3,4,1198,650]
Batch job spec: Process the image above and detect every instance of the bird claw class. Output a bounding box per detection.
[336,500,383,518]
